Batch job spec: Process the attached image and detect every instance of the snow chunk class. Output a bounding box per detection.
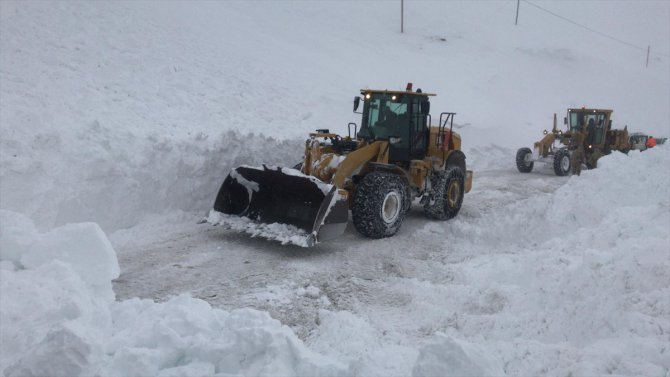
[0,210,39,266]
[1,260,111,376]
[105,295,348,377]
[0,219,349,376]
[298,285,321,299]
[412,335,505,377]
[21,222,120,301]
[327,155,347,170]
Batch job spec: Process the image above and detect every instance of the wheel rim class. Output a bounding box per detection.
[561,155,570,171]
[382,191,401,224]
[447,180,461,207]
[524,152,533,166]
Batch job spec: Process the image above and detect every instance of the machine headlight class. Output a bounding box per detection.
[389,137,402,144]
[543,130,548,135]
[365,93,371,99]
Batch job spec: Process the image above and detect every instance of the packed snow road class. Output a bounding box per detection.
[110,148,670,376]
[113,166,563,328]
[111,165,583,375]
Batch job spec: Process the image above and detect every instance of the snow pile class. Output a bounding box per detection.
[412,335,504,377]
[0,125,303,232]
[0,211,348,376]
[413,147,670,375]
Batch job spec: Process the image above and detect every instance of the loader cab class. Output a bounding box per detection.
[566,108,612,147]
[356,89,434,162]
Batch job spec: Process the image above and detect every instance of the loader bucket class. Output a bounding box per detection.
[207,165,349,247]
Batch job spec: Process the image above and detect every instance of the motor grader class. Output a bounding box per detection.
[516,108,630,176]
[207,83,473,246]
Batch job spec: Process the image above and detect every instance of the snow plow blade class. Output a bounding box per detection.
[206,165,349,247]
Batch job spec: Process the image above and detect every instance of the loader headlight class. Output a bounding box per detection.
[543,130,548,135]
[365,93,371,100]
[389,137,402,144]
[391,95,397,101]
[588,144,593,149]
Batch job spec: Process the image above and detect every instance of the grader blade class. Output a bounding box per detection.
[207,165,348,246]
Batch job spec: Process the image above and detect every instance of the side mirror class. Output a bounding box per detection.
[563,117,567,125]
[353,96,361,112]
[421,101,430,115]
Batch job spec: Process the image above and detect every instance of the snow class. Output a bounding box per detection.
[0,212,348,376]
[1,1,669,376]
[206,210,314,247]
[276,166,333,195]
[229,168,260,199]
[412,335,505,377]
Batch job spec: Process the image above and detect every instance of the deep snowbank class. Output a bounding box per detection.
[1,125,303,232]
[0,210,348,376]
[251,146,667,377]
[410,146,670,375]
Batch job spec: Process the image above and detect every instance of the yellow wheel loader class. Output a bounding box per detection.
[206,83,473,246]
[516,108,630,176]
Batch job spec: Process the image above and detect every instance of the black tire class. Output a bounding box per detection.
[516,148,534,173]
[553,149,571,176]
[352,171,408,239]
[424,167,465,221]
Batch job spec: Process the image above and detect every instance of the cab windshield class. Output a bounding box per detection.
[568,110,608,145]
[629,134,647,144]
[359,94,409,141]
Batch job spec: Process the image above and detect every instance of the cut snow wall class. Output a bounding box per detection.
[1,124,303,232]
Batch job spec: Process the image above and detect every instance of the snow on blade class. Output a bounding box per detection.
[277,166,333,195]
[229,167,259,204]
[206,210,315,247]
[233,164,333,196]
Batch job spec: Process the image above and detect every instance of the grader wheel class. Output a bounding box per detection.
[516,148,534,173]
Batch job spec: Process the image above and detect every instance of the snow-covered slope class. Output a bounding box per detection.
[2,1,669,231]
[1,1,669,376]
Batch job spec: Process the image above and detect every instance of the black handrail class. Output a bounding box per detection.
[437,112,456,149]
[347,122,358,139]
